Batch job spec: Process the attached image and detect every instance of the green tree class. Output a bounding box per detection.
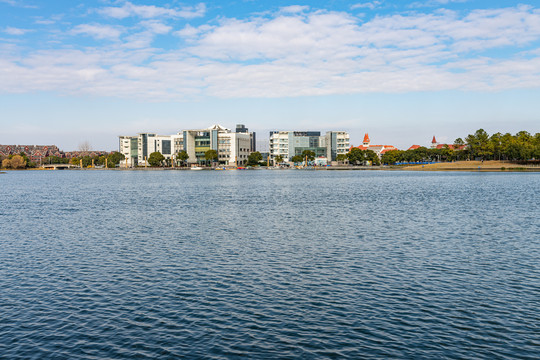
[466,129,491,160]
[148,152,165,166]
[44,155,69,165]
[346,148,364,165]
[176,151,189,166]
[274,155,284,164]
[381,150,403,165]
[533,133,540,159]
[204,149,218,165]
[247,151,263,166]
[107,152,125,167]
[365,150,380,165]
[291,155,303,163]
[301,150,316,162]
[336,154,348,163]
[489,132,503,161]
[347,148,380,165]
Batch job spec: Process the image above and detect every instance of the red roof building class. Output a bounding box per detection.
[435,144,466,150]
[350,133,398,157]
[363,133,371,146]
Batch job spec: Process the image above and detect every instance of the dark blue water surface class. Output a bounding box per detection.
[1,170,539,359]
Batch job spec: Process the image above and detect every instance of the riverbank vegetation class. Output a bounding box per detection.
[0,152,125,169]
[1,154,34,169]
[381,129,540,165]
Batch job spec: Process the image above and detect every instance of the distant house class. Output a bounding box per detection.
[407,137,466,151]
[0,144,63,163]
[349,133,398,157]
[435,144,466,150]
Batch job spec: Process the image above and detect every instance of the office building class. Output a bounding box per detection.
[269,130,349,162]
[119,124,255,166]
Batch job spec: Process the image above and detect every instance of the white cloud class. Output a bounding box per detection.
[140,20,172,35]
[4,26,32,35]
[35,19,56,25]
[2,5,540,100]
[98,1,206,19]
[0,0,38,8]
[279,5,309,14]
[351,2,383,10]
[71,24,123,40]
[410,0,468,8]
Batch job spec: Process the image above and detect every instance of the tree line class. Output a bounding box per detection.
[0,152,125,169]
[380,129,540,165]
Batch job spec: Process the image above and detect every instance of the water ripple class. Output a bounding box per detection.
[1,171,539,359]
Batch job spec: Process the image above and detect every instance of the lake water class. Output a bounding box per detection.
[1,170,539,359]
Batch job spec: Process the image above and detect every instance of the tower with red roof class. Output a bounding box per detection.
[363,133,370,146]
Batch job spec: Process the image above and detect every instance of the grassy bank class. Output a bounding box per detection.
[402,160,540,172]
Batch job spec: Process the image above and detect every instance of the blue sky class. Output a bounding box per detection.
[1,0,539,151]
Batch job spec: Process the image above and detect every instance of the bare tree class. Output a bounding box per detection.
[78,141,91,152]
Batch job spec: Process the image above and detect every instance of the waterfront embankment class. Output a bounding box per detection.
[401,160,540,172]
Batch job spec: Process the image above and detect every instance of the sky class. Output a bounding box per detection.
[1,0,539,151]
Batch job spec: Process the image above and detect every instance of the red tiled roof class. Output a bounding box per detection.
[436,144,466,150]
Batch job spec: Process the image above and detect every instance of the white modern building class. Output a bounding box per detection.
[269,130,349,162]
[119,124,255,166]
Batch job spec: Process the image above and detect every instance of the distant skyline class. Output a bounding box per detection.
[1,0,539,151]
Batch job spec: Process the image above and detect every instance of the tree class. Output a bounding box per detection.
[490,132,503,160]
[247,151,262,166]
[381,150,403,165]
[3,154,26,169]
[466,129,491,160]
[291,155,303,163]
[81,156,93,168]
[347,148,364,165]
[453,138,466,160]
[336,154,348,163]
[347,148,382,165]
[301,150,316,162]
[177,151,189,166]
[204,149,218,165]
[274,155,284,164]
[366,150,381,165]
[148,152,165,166]
[107,152,125,167]
[78,141,91,152]
[44,155,69,165]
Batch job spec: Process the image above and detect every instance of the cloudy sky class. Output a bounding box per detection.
[1,0,539,150]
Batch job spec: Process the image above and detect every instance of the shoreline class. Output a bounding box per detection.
[2,161,539,172]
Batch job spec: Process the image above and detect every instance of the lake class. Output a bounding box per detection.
[1,170,539,359]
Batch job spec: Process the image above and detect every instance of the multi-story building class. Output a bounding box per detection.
[119,124,255,166]
[181,124,254,165]
[119,133,173,166]
[269,130,350,162]
[325,131,350,161]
